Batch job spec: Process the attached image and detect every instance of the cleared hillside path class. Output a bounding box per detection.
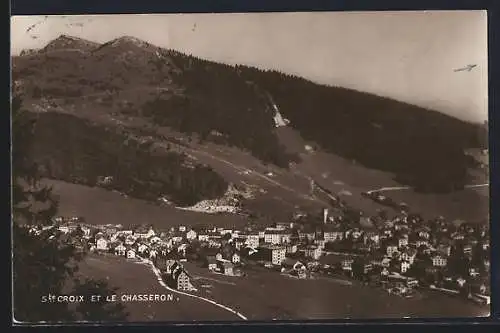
[367,183,489,194]
[464,184,489,189]
[156,140,331,206]
[366,186,412,194]
[31,92,329,208]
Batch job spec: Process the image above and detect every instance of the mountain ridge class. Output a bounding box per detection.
[15,34,485,125]
[41,34,100,53]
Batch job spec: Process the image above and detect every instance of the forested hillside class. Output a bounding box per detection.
[236,66,486,192]
[145,50,486,193]
[28,111,228,206]
[12,35,488,196]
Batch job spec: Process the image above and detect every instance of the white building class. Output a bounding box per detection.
[172,235,183,244]
[264,229,291,245]
[305,246,322,260]
[134,226,156,239]
[314,239,327,249]
[186,229,197,241]
[418,230,430,239]
[286,244,298,254]
[264,231,281,244]
[363,232,380,245]
[271,247,286,265]
[246,234,260,248]
[400,249,417,265]
[351,230,362,240]
[258,244,286,265]
[177,244,188,256]
[125,235,136,246]
[58,225,71,234]
[415,239,430,248]
[138,243,149,254]
[398,236,409,248]
[232,252,241,264]
[324,231,344,242]
[114,244,126,256]
[220,229,233,236]
[386,245,399,258]
[432,255,448,267]
[401,260,411,274]
[81,226,91,237]
[149,236,162,244]
[198,234,209,242]
[127,249,136,259]
[96,238,108,251]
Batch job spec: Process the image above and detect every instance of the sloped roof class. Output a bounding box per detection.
[216,258,232,263]
[171,263,194,281]
[259,244,285,250]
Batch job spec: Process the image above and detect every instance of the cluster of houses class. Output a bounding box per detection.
[27,205,490,303]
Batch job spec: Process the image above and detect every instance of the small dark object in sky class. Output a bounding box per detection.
[454,64,477,72]
[26,24,37,32]
[26,17,48,33]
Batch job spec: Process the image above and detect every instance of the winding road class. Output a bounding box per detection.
[137,258,248,321]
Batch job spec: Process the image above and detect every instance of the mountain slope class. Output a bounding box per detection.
[11,35,488,222]
[24,110,228,207]
[236,67,486,193]
[12,36,297,169]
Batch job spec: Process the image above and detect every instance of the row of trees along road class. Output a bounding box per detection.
[12,95,129,323]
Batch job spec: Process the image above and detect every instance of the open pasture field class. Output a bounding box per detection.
[69,254,241,322]
[183,262,487,320]
[276,127,489,222]
[38,109,488,225]
[43,179,249,229]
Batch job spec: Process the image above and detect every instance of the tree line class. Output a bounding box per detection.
[160,51,486,193]
[141,52,301,169]
[26,111,228,207]
[12,96,129,322]
[235,66,486,193]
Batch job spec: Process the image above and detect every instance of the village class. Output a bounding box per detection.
[27,202,491,307]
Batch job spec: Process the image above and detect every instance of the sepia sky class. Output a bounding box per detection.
[11,11,488,123]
